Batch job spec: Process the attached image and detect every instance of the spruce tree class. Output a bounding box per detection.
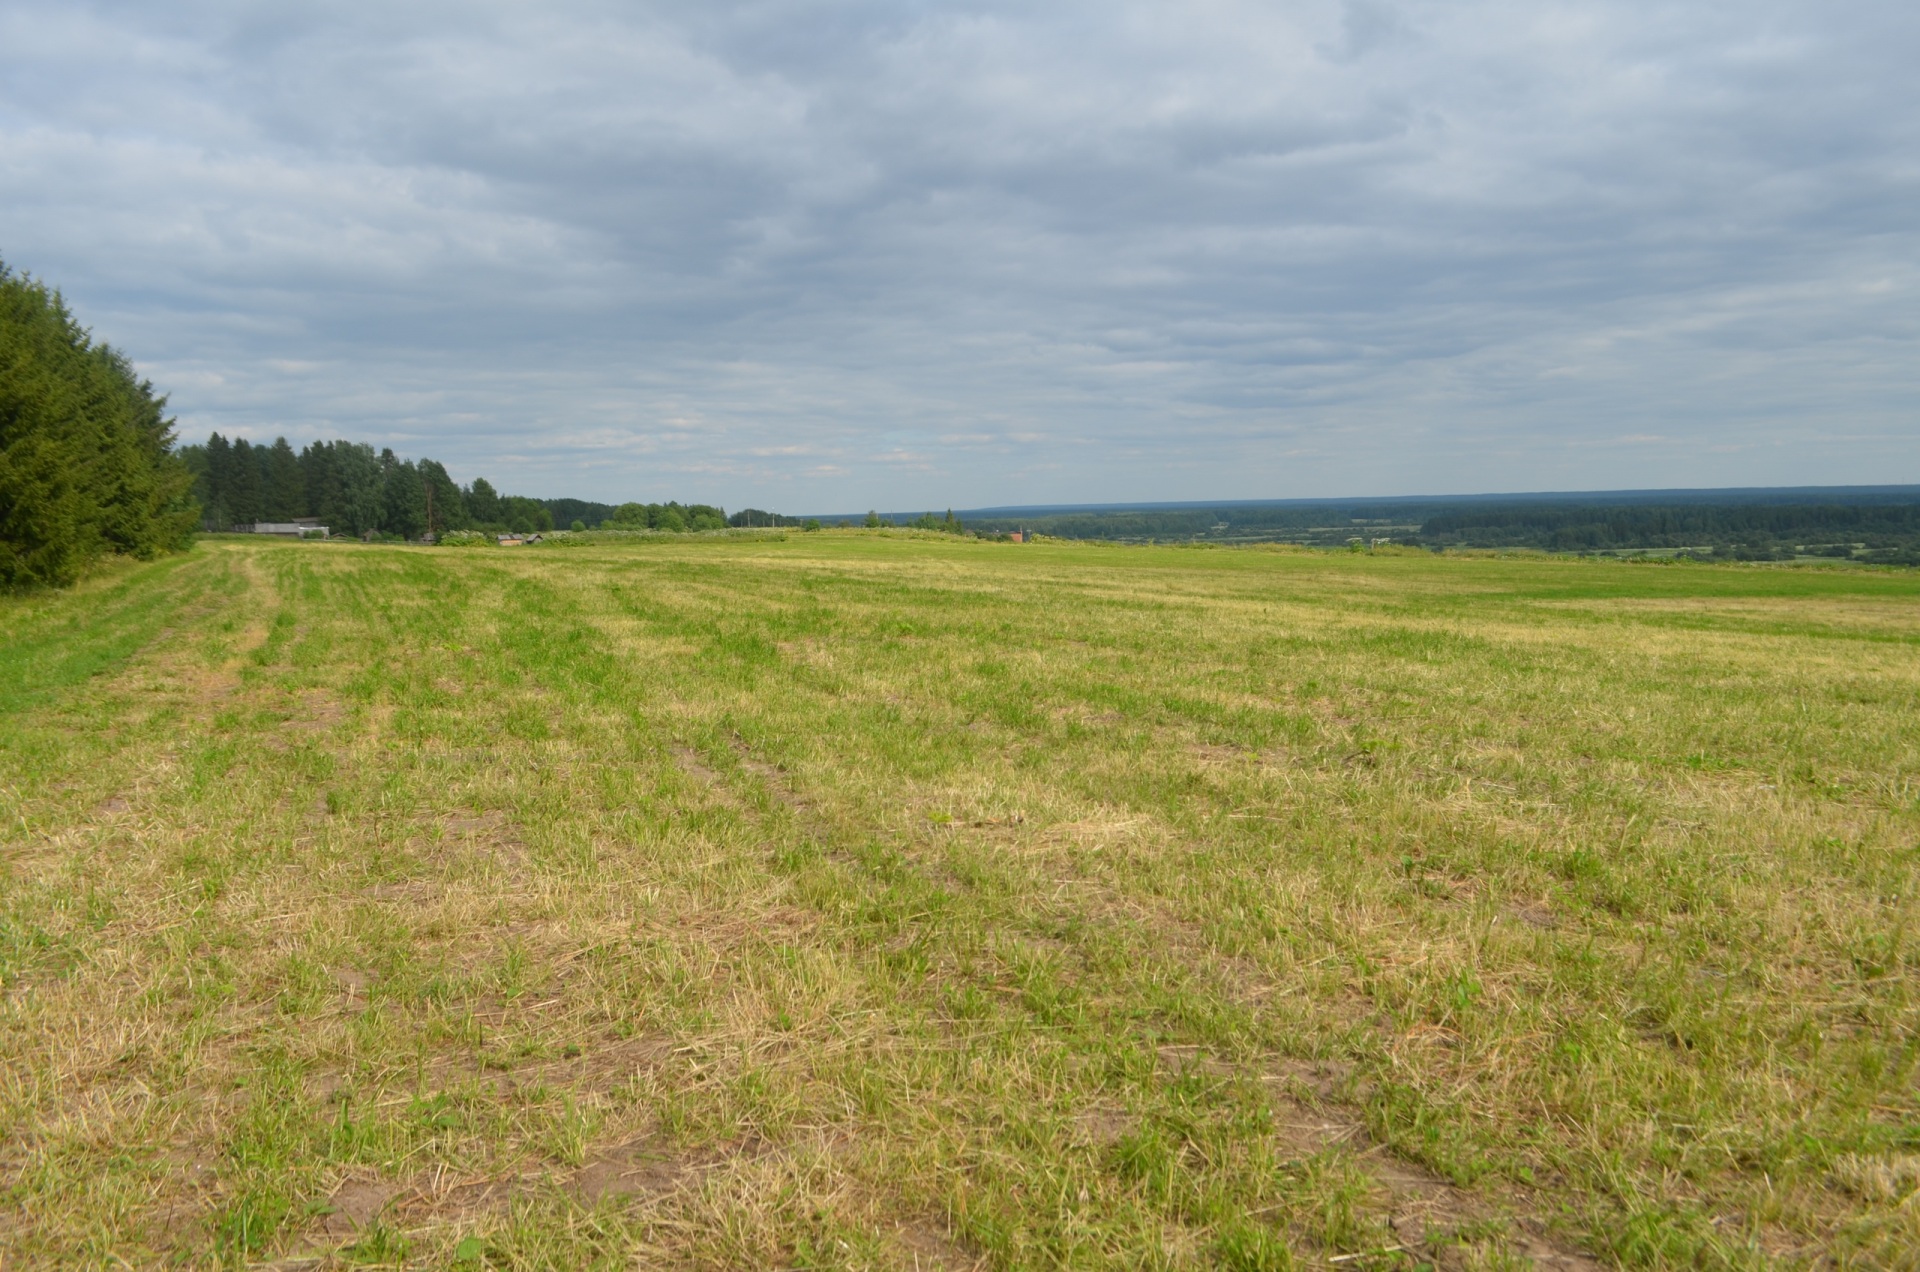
[226,438,262,526]
[201,433,234,529]
[263,437,304,520]
[1,260,196,588]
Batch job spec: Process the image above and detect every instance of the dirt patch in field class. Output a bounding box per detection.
[551,1034,680,1095]
[896,1218,983,1270]
[176,617,274,707]
[1070,1103,1133,1148]
[305,1068,350,1104]
[283,692,348,733]
[1156,1043,1239,1080]
[1251,1054,1604,1270]
[317,1175,404,1240]
[423,1032,678,1100]
[729,736,809,811]
[436,810,528,864]
[673,744,724,787]
[672,744,752,814]
[1510,901,1558,930]
[570,1134,727,1205]
[396,1131,765,1224]
[364,877,442,904]
[1144,1046,1607,1268]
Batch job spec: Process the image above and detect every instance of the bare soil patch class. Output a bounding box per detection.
[317,1175,403,1240]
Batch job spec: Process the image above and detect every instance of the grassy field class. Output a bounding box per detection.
[2,535,1917,1270]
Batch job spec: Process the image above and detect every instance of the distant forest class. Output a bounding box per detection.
[953,491,1920,565]
[181,434,560,538]
[180,434,736,538]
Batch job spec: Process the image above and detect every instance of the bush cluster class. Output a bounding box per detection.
[1,262,198,588]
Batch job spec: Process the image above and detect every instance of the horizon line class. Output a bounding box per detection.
[769,482,1920,523]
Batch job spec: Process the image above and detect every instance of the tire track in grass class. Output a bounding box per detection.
[375,561,998,1264]
[0,551,214,720]
[39,542,1894,1264]
[500,557,1607,1268]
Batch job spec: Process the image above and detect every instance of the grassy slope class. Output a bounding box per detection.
[1,536,1917,1269]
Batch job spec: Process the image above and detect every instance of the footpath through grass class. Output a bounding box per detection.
[2,535,1917,1269]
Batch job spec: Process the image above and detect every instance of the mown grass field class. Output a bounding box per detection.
[3,534,1918,1270]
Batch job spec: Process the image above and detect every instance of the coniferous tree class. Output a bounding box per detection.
[1,260,197,587]
[465,477,501,526]
[379,451,426,539]
[419,459,467,535]
[187,434,231,530]
[263,437,304,520]
[296,440,337,530]
[226,438,263,526]
[299,439,383,537]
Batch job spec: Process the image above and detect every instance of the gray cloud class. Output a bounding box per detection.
[2,0,1914,507]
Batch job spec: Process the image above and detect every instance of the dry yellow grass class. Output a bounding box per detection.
[1,534,1916,1269]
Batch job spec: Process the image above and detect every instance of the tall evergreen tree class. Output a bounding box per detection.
[379,451,426,539]
[1,260,197,587]
[199,433,233,530]
[263,437,304,521]
[226,438,262,526]
[419,459,467,535]
[299,440,384,537]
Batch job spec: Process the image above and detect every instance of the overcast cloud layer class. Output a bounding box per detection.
[2,1,1915,508]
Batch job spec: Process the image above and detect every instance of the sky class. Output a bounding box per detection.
[2,1,1915,511]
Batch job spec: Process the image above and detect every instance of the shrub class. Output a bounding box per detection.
[437,530,493,548]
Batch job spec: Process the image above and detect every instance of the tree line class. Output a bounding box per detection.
[605,501,728,532]
[1414,501,1920,562]
[179,433,752,539]
[179,434,558,538]
[960,494,1920,562]
[1417,501,1920,544]
[1,261,198,588]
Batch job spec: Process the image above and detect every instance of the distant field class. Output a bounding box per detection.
[3,535,1917,1269]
